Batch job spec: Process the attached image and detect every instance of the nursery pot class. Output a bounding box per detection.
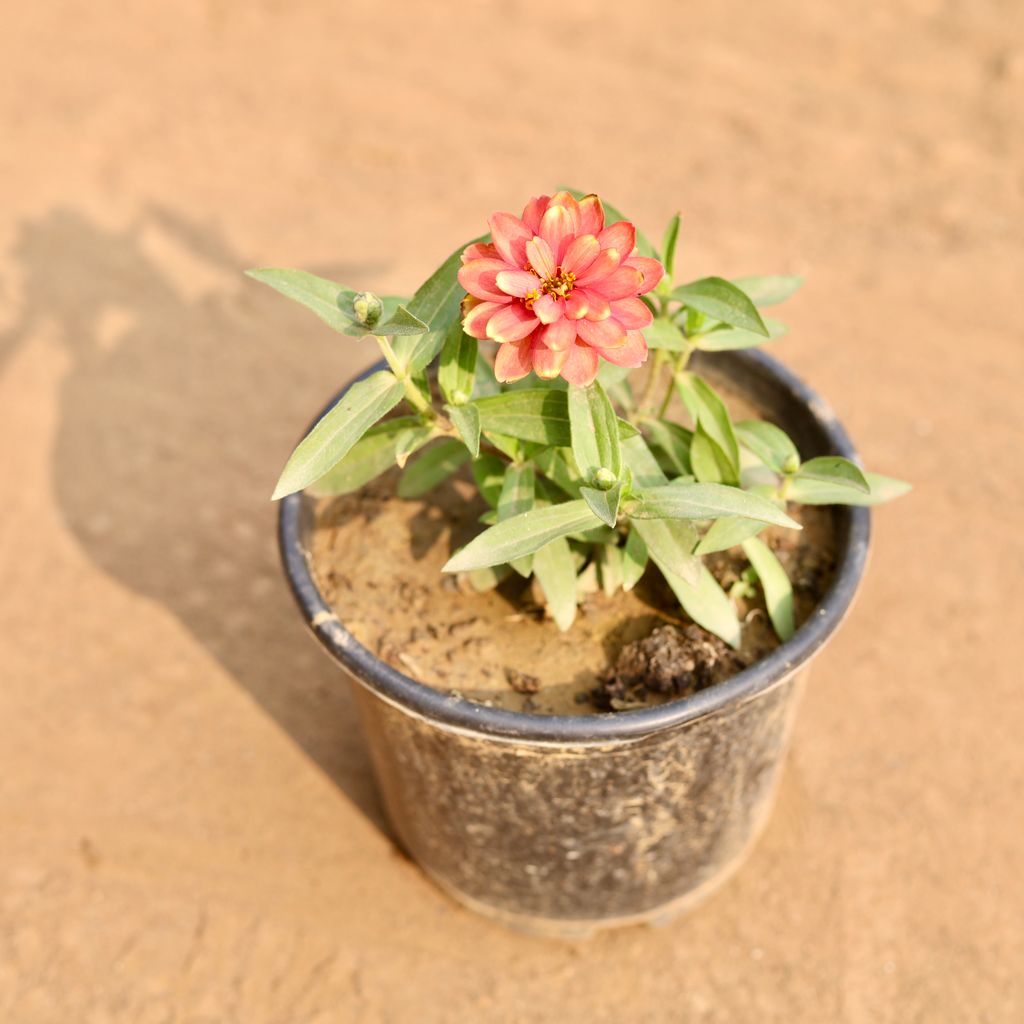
[279,349,871,938]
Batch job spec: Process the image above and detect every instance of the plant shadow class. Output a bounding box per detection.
[3,205,393,833]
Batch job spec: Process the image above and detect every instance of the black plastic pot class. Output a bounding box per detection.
[278,350,870,937]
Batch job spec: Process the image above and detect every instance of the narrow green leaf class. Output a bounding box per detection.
[438,319,478,405]
[471,453,506,508]
[642,419,693,476]
[646,318,688,352]
[626,482,800,529]
[621,528,649,591]
[396,439,470,498]
[581,483,622,528]
[671,277,769,336]
[694,318,787,352]
[533,448,583,499]
[376,304,429,336]
[658,563,742,649]
[632,518,700,585]
[597,543,624,597]
[307,416,431,497]
[788,472,911,506]
[498,464,536,577]
[247,268,364,336]
[532,536,578,631]
[731,275,803,307]
[568,380,621,485]
[443,500,602,572]
[273,371,404,499]
[477,388,571,446]
[795,456,870,494]
[735,420,800,474]
[694,516,767,556]
[445,403,481,458]
[742,537,795,641]
[690,428,738,485]
[660,213,681,280]
[675,373,741,477]
[473,355,502,398]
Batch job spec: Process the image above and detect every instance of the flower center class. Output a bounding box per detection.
[523,268,576,310]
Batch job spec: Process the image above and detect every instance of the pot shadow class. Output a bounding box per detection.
[4,205,393,832]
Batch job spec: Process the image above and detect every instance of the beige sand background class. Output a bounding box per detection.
[2,1,1022,1020]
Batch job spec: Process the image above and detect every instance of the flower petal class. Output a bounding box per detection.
[564,290,589,320]
[494,338,535,382]
[609,296,653,329]
[576,317,627,349]
[486,303,540,344]
[539,203,577,264]
[533,293,564,325]
[462,298,505,339]
[560,341,601,386]
[577,194,605,236]
[625,256,665,295]
[561,234,600,276]
[590,265,644,300]
[599,221,636,256]
[489,212,532,268]
[532,342,570,380]
[521,195,550,234]
[574,248,622,287]
[526,236,557,279]
[462,241,499,262]
[540,318,577,351]
[579,288,610,321]
[547,191,582,232]
[458,258,512,302]
[495,269,541,298]
[593,330,648,368]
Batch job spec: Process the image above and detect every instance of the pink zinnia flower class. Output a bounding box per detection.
[458,192,664,387]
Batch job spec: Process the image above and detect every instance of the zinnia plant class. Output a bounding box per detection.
[251,190,908,645]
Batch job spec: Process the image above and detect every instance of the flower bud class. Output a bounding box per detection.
[352,291,383,328]
[782,453,800,475]
[594,468,618,491]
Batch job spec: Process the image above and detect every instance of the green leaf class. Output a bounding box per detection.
[247,268,364,336]
[621,528,649,591]
[625,482,801,529]
[443,499,602,572]
[642,419,692,477]
[694,516,767,556]
[731,275,803,307]
[795,456,870,494]
[532,537,578,631]
[438,319,478,405]
[533,448,583,499]
[645,318,688,352]
[477,388,571,446]
[471,454,507,507]
[273,371,404,499]
[671,277,769,336]
[393,237,484,372]
[568,380,622,485]
[498,464,536,577]
[467,564,511,593]
[632,518,700,585]
[694,318,788,352]
[307,416,432,497]
[560,187,657,258]
[581,483,622,528]
[473,355,502,398]
[445,403,481,458]
[596,544,624,597]
[788,472,911,506]
[620,433,670,488]
[660,213,681,280]
[742,537,795,641]
[376,304,429,336]
[396,439,470,498]
[735,420,800,474]
[689,428,736,485]
[658,564,742,649]
[675,374,741,480]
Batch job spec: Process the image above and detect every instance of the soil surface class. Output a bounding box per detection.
[310,467,836,715]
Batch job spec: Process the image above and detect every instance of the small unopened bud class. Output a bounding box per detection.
[352,291,383,328]
[782,454,800,475]
[594,468,618,491]
[451,389,470,407]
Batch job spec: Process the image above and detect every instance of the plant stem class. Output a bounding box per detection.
[656,345,694,419]
[375,335,435,418]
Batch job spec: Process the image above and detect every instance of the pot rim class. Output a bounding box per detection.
[278,349,871,745]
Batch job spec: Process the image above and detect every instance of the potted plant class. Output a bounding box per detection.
[252,191,908,937]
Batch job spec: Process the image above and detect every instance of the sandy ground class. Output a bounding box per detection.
[2,1,1022,1020]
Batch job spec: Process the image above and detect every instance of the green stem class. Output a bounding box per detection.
[656,345,695,419]
[375,335,435,418]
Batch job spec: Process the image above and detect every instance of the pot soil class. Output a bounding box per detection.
[279,349,870,937]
